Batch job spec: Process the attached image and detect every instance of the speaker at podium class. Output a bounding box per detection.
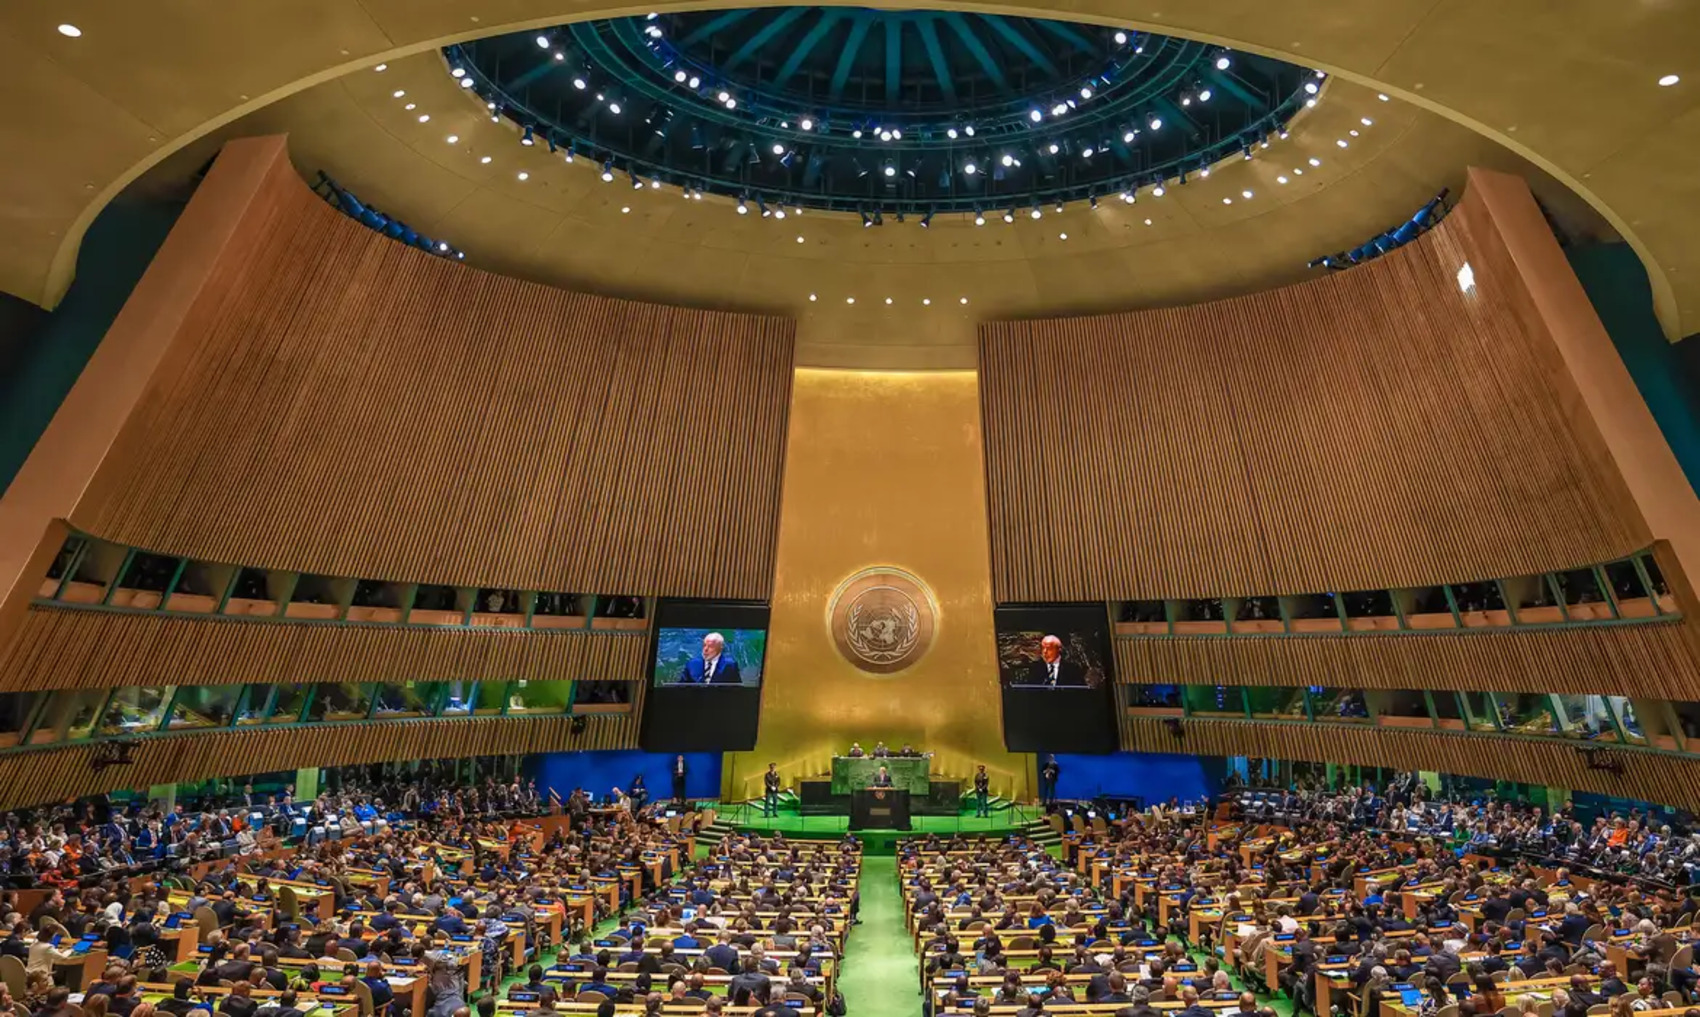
[849,787,911,830]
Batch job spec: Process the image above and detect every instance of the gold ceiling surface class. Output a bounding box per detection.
[4,1,1694,361]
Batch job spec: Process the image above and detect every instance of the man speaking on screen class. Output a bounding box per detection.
[1025,634,1085,687]
[678,631,743,684]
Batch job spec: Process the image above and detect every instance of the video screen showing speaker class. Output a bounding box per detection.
[652,627,766,687]
[996,603,1118,752]
[640,599,766,752]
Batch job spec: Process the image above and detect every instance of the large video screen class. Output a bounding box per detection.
[994,605,1111,689]
[995,603,1118,752]
[640,600,768,751]
[652,628,766,687]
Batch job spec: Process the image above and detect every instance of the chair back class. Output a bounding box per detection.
[194,906,221,938]
[575,991,608,1003]
[352,977,375,1017]
[0,954,26,998]
[279,886,300,920]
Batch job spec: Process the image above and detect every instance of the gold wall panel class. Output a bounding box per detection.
[0,606,648,692]
[1120,715,1700,812]
[0,710,640,810]
[727,369,1031,801]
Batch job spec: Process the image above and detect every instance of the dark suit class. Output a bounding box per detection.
[871,772,894,787]
[679,654,742,685]
[1025,658,1086,687]
[672,760,689,802]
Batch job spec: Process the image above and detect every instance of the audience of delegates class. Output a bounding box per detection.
[907,777,1700,1017]
[0,772,711,1017]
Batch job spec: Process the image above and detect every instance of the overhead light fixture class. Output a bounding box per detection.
[893,129,904,139]
[374,63,386,72]
[965,125,976,136]
[1361,117,1375,126]
[1309,157,1322,166]
[572,76,587,90]
[608,102,622,115]
[920,210,935,228]
[1120,191,1135,204]
[1029,110,1043,123]
[883,164,896,177]
[737,197,749,215]
[772,143,785,155]
[689,75,701,88]
[1378,93,1390,101]
[1277,175,1289,184]
[1152,184,1166,197]
[860,210,873,228]
[446,135,458,144]
[451,68,466,79]
[601,161,615,182]
[1198,88,1212,102]
[801,118,814,131]
[1114,31,1128,44]
[1051,103,1068,116]
[974,209,986,226]
[1215,53,1231,70]
[630,170,644,189]
[521,126,535,146]
[1003,209,1015,223]
[1048,143,1059,154]
[535,34,551,48]
[1030,207,1042,219]
[1457,262,1476,293]
[1123,130,1137,143]
[417,114,430,123]
[1241,190,1254,199]
[1079,86,1093,99]
[480,155,492,164]
[947,127,959,139]
[1304,81,1319,94]
[964,161,978,176]
[1659,74,1681,87]
[1001,154,1014,167]
[1147,114,1162,131]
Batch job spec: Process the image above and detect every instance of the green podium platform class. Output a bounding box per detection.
[830,755,931,795]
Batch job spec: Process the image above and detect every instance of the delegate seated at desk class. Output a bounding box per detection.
[846,743,865,757]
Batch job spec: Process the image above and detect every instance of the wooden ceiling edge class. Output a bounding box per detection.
[31,4,1681,341]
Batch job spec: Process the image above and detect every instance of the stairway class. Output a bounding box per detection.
[1023,816,1063,848]
[696,818,733,849]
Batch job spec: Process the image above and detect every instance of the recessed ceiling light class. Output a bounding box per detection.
[57,24,82,37]
[1377,93,1390,101]
[417,114,429,123]
[1143,218,1152,226]
[796,236,805,244]
[446,135,458,144]
[959,297,968,305]
[1222,197,1233,204]
[1241,190,1254,199]
[1309,157,1322,166]
[922,298,931,305]
[621,206,630,213]
[536,35,551,48]
[404,103,416,110]
[480,156,492,164]
[374,63,387,72]
[1349,129,1359,137]
[517,172,529,181]
[885,297,893,305]
[1277,175,1288,184]
[1658,74,1680,87]
[451,68,466,79]
[1152,185,1165,197]
[846,297,855,304]
[808,294,817,302]
[1336,139,1349,147]
[1361,117,1374,126]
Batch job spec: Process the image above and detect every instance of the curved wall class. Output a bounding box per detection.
[981,189,1648,602]
[72,139,795,597]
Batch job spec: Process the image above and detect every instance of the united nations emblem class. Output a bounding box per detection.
[826,567,938,675]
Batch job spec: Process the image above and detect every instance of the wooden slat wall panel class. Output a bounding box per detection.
[1114,621,1700,700]
[1120,715,1700,812]
[0,711,640,809]
[0,607,647,691]
[979,188,1649,602]
[72,161,794,598]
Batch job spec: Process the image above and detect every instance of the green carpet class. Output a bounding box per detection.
[837,855,920,1017]
[720,802,1042,836]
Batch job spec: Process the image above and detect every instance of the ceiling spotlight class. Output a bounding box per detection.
[860,211,873,228]
[737,197,749,214]
[373,62,386,72]
[1361,117,1374,126]
[717,91,730,103]
[650,177,662,190]
[1216,54,1232,70]
[880,130,893,141]
[852,129,864,139]
[1377,93,1390,101]
[417,114,430,123]
[1080,86,1093,99]
[460,78,474,89]
[1199,166,1210,178]
[689,76,701,88]
[446,135,458,144]
[521,126,535,146]
[1121,191,1135,204]
[1051,103,1068,117]
[1309,157,1322,166]
[884,164,896,177]
[1336,139,1349,147]
[1304,81,1319,94]
[809,294,817,301]
[1152,184,1166,197]
[965,125,976,136]
[393,90,406,99]
[801,118,814,131]
[1143,218,1153,226]
[1088,195,1098,209]
[1000,154,1014,167]
[1029,109,1043,122]
[517,172,529,181]
[437,242,449,252]
[847,297,856,304]
[1350,129,1359,137]
[1277,175,1289,184]
[774,208,787,219]
[1030,207,1042,219]
[1306,98,1317,108]
[923,298,932,305]
[1242,189,1254,199]
[893,129,903,139]
[572,77,587,90]
[1048,143,1060,154]
[959,297,968,305]
[1114,30,1128,44]
[1222,197,1232,205]
[1123,130,1137,143]
[480,155,492,164]
[724,98,737,109]
[1660,74,1681,86]
[974,210,986,226]
[601,161,615,181]
[405,102,416,110]
[772,143,785,155]
[1003,209,1015,223]
[947,127,959,139]
[621,206,630,214]
[1147,114,1162,131]
[1081,147,1094,158]
[608,102,622,115]
[1198,88,1212,102]
[796,235,804,243]
[885,297,893,305]
[535,34,551,48]
[1181,96,1192,107]
[631,172,644,189]
[451,68,466,79]
[964,161,978,175]
[674,70,687,82]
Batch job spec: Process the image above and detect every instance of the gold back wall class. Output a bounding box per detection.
[74,143,795,598]
[726,369,1030,801]
[979,212,1649,602]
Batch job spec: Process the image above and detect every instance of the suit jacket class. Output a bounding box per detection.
[871,772,894,787]
[1025,658,1087,687]
[679,654,742,685]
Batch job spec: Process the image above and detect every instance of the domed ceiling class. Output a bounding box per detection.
[446,8,1316,214]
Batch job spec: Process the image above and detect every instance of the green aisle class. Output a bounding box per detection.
[839,855,920,1017]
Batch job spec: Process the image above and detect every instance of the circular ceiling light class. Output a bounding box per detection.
[1216,54,1231,70]
[1659,74,1681,86]
[57,23,82,37]
[535,35,551,48]
[1113,31,1128,44]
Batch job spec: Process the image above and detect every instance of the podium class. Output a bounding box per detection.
[850,787,911,830]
